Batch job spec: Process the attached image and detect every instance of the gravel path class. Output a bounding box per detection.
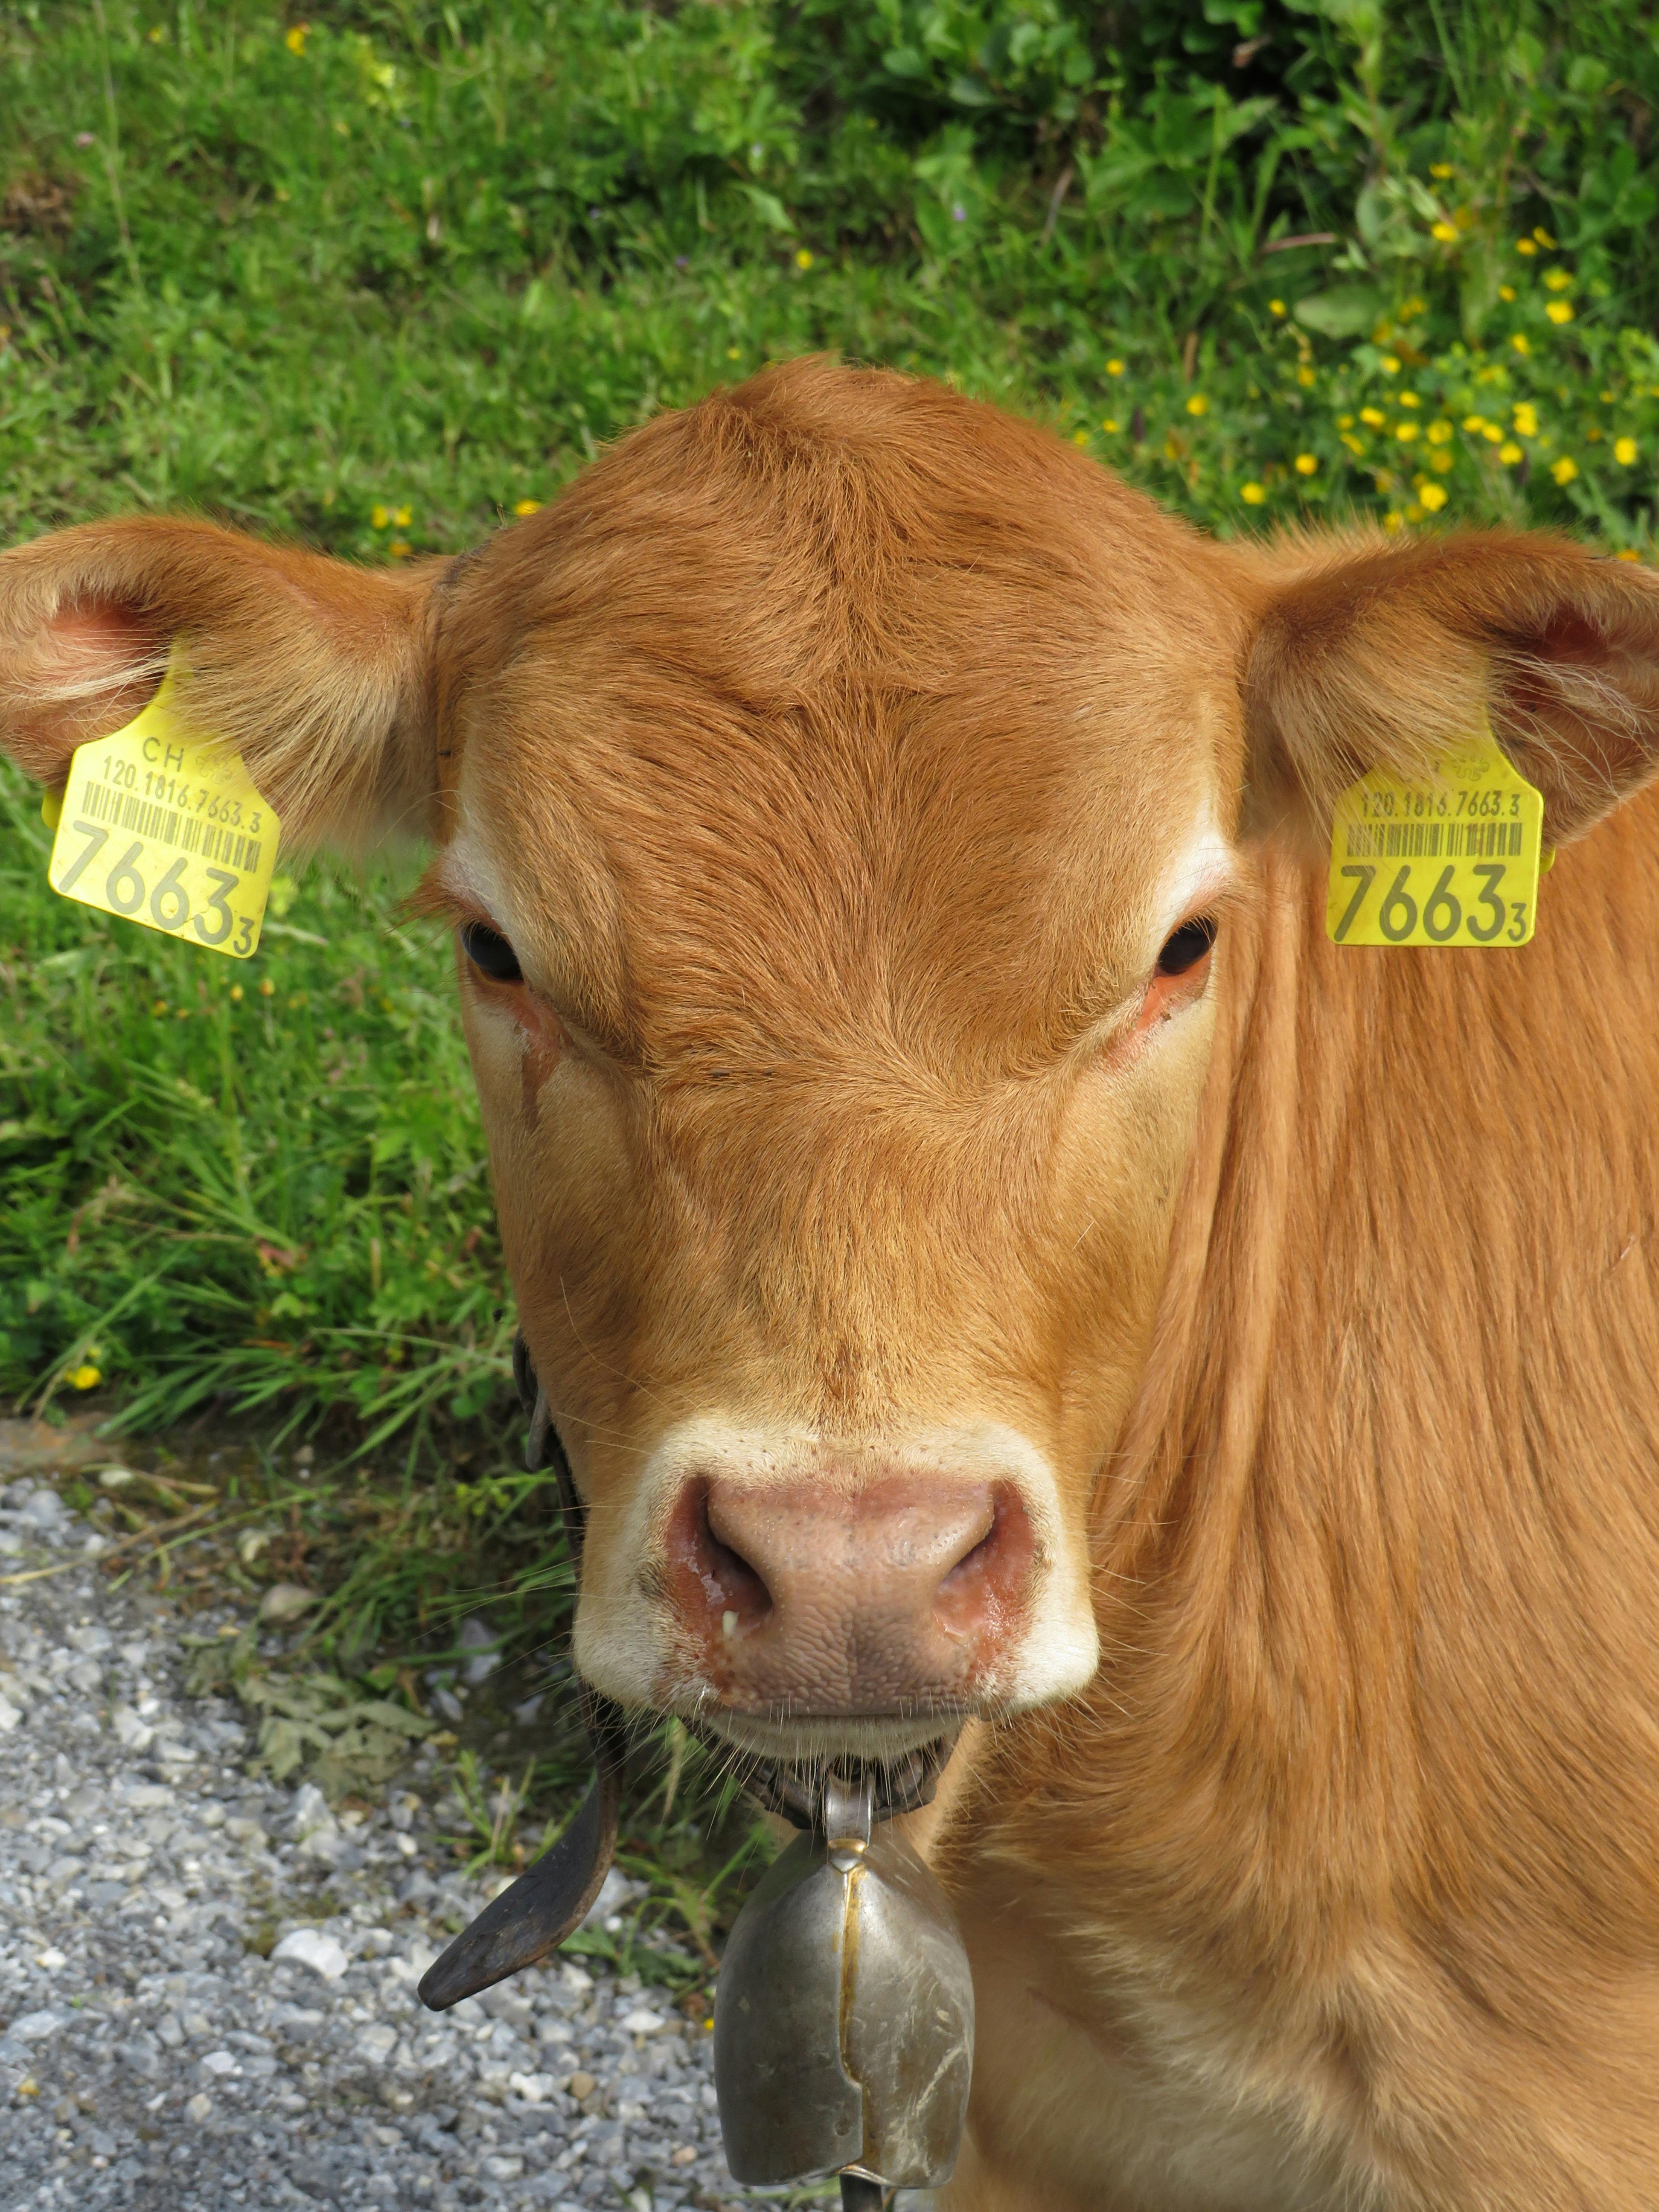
[0,1471,827,2212]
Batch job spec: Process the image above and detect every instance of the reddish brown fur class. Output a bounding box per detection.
[4,360,1659,2209]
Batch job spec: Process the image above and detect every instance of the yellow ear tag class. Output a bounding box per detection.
[1326,729,1545,949]
[45,664,280,960]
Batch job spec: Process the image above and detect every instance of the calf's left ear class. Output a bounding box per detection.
[1240,530,1659,848]
[0,516,443,853]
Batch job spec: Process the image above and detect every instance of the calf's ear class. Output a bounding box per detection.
[1241,530,1659,849]
[0,517,441,852]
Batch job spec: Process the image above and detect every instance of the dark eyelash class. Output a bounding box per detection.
[460,920,524,984]
[1155,916,1217,977]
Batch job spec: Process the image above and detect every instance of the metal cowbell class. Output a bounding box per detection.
[713,1779,974,2191]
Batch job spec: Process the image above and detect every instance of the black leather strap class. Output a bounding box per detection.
[418,1334,629,2011]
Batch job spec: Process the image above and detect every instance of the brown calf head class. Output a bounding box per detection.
[5,360,1658,1767]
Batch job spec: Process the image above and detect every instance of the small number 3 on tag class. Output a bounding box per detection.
[43,664,281,960]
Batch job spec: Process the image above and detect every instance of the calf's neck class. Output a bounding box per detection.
[4,360,1659,2209]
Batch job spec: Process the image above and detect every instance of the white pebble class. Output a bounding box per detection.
[270,1927,349,1981]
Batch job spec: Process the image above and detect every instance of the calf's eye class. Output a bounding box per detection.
[460,920,524,984]
[1155,916,1217,977]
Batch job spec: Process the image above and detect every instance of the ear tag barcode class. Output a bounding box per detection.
[1326,731,1545,949]
[43,664,280,960]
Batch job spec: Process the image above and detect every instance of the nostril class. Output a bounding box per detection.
[677,1481,772,1626]
[933,1484,1032,1642]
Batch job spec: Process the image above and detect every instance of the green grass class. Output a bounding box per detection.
[4,0,1659,1591]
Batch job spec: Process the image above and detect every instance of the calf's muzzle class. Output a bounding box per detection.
[666,1471,1034,1713]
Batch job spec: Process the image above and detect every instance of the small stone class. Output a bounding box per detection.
[258,1583,317,1625]
[185,2091,213,2124]
[269,1927,349,1981]
[507,2069,555,2103]
[199,2049,237,2075]
[110,1704,154,1752]
[566,2070,597,2101]
[358,2024,397,2064]
[619,2008,667,2035]
[9,2011,61,2043]
[670,2145,699,2166]
[0,1694,21,1732]
[457,1614,501,1685]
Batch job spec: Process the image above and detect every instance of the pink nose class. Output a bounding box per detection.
[664,1474,1034,1712]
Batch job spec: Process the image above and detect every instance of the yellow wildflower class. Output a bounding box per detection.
[1482,423,1502,443]
[1340,432,1365,455]
[1296,366,1316,387]
[1429,450,1454,473]
[1395,421,1419,442]
[1072,430,1089,447]
[1461,415,1486,433]
[1100,418,1118,434]
[371,505,389,530]
[795,249,814,271]
[1267,301,1285,318]
[230,984,244,1003]
[1533,227,1556,247]
[1543,270,1572,292]
[1106,358,1124,375]
[389,539,411,557]
[1400,297,1426,318]
[1616,549,1641,562]
[68,1365,102,1391]
[1294,453,1317,475]
[1512,334,1531,355]
[1550,456,1578,485]
[1516,238,1537,256]
[1614,437,1638,465]
[1185,394,1209,416]
[1383,510,1404,532]
[1380,355,1400,375]
[1426,420,1452,444]
[1406,504,1426,523]
[1499,441,1523,464]
[1513,403,1539,436]
[394,505,411,527]
[1397,391,1421,408]
[1498,285,1516,302]
[285,24,307,55]
[1431,221,1458,243]
[1419,483,1448,512]
[1359,406,1386,428]
[259,978,275,998]
[513,498,542,516]
[1429,163,1453,180]
[1241,482,1267,505]
[1545,300,1573,324]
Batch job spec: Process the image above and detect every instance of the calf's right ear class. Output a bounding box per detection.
[1240,529,1659,850]
[0,517,443,853]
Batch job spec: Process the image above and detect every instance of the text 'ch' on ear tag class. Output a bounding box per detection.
[1327,729,1545,950]
[44,661,280,960]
